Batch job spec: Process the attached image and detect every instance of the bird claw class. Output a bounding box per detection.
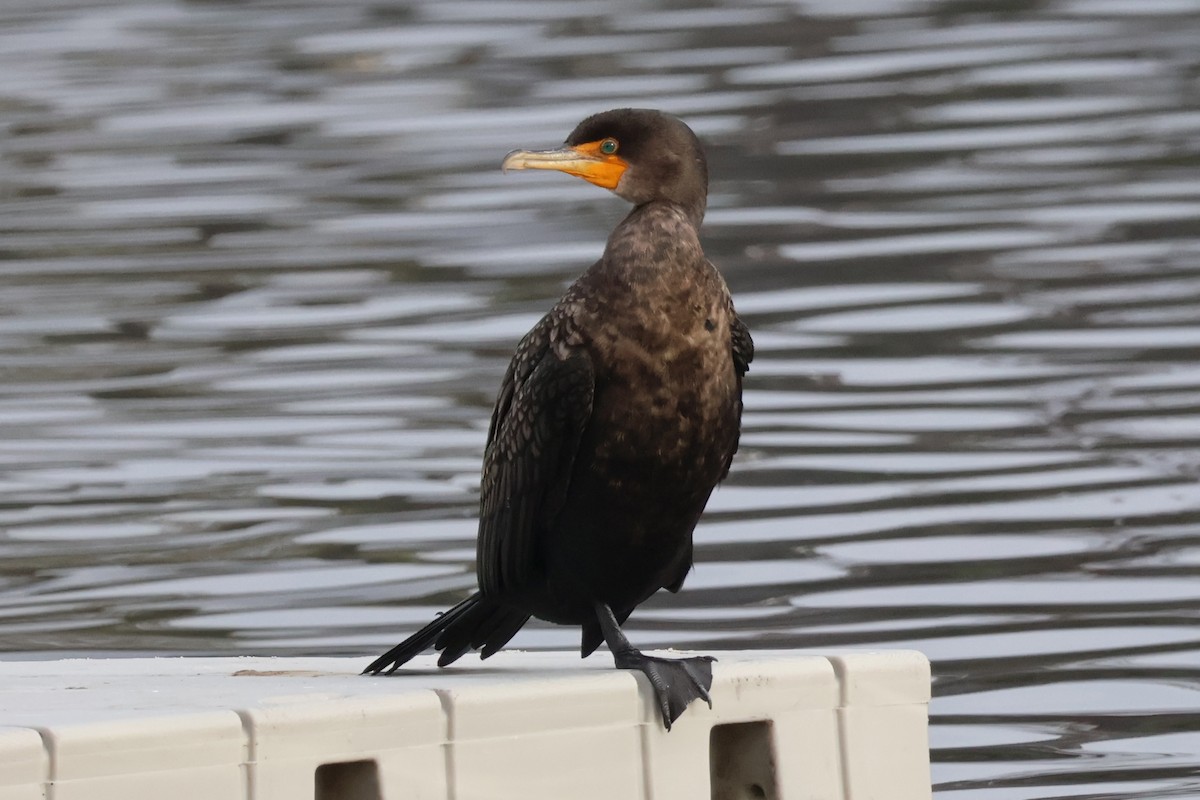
[613,651,716,730]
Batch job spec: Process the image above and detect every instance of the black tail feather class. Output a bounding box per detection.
[363,594,480,674]
[363,592,529,674]
[480,609,531,659]
[434,596,528,666]
[434,600,487,666]
[468,601,515,650]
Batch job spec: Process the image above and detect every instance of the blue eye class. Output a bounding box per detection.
[599,138,618,155]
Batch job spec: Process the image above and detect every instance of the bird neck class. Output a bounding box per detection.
[647,194,706,229]
[600,201,705,286]
[629,197,705,233]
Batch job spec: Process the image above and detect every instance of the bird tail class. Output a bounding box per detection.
[362,592,530,674]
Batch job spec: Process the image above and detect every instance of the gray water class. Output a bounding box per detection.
[3,0,1200,796]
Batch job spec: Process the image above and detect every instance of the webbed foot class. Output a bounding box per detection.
[613,649,715,730]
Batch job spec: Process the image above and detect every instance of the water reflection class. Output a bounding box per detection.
[2,0,1200,797]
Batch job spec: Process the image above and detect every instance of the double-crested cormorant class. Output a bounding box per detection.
[364,108,753,729]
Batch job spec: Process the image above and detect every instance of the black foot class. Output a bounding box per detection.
[613,650,715,730]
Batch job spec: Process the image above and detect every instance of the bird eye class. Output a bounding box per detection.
[599,138,619,155]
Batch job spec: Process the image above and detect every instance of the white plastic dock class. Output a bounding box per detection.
[0,650,930,800]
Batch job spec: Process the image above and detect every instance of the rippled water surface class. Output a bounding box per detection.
[3,0,1200,796]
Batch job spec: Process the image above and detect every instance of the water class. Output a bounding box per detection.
[3,0,1200,796]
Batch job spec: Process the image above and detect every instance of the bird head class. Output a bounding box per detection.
[502,108,708,221]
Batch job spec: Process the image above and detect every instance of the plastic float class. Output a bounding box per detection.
[0,650,930,800]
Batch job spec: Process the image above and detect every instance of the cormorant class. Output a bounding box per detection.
[364,108,753,730]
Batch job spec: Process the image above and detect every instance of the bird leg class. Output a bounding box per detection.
[593,602,714,730]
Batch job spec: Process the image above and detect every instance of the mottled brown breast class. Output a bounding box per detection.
[565,203,741,499]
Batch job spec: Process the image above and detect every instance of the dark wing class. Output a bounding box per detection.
[486,314,553,447]
[718,308,754,482]
[477,315,595,598]
[730,310,754,377]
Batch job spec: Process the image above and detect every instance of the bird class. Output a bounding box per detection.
[363,108,753,730]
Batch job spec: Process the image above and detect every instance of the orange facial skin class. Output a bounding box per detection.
[501,139,629,190]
